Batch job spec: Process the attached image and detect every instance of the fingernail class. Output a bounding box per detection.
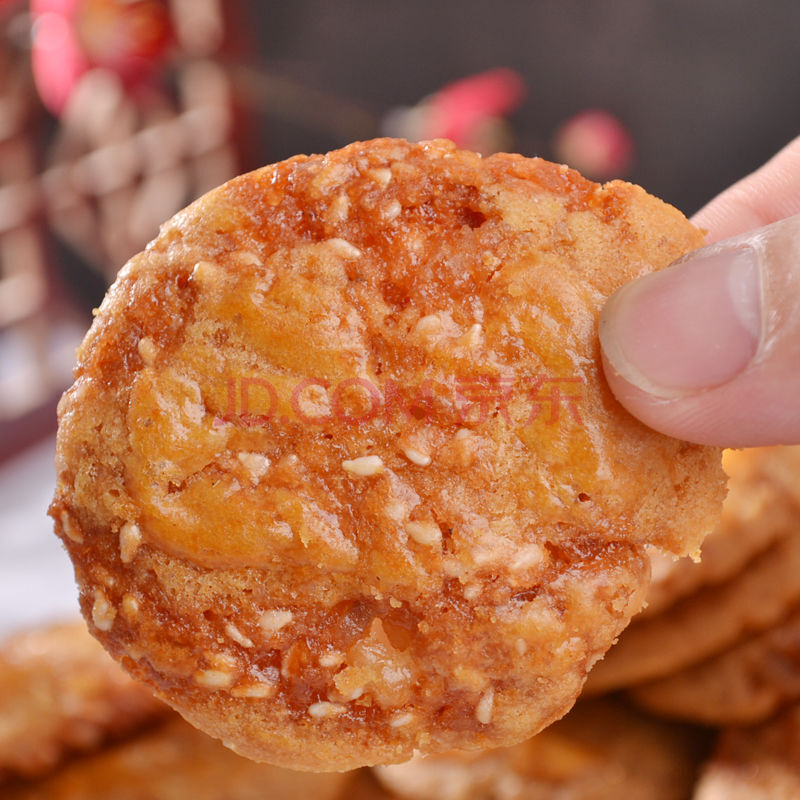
[599,245,762,397]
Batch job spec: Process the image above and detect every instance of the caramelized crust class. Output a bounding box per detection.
[50,138,724,770]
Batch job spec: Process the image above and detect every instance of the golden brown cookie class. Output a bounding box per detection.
[631,604,800,726]
[643,448,800,619]
[50,138,724,770]
[4,717,354,800]
[0,621,166,780]
[694,704,800,800]
[375,698,706,800]
[587,487,800,694]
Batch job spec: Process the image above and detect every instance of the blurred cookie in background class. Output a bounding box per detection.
[375,697,707,800]
[631,604,800,727]
[4,716,359,800]
[643,448,800,620]
[0,620,167,780]
[694,702,800,800]
[586,447,800,694]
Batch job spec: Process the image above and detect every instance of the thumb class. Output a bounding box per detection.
[599,213,800,447]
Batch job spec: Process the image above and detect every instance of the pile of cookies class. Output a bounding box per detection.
[5,446,800,798]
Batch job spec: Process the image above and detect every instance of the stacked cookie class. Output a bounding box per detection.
[587,446,800,728]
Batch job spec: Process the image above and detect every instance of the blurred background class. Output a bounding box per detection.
[0,0,798,631]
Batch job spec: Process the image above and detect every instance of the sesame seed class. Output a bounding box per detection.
[119,521,142,564]
[231,682,276,699]
[191,260,219,283]
[414,314,442,337]
[232,250,262,266]
[236,452,270,484]
[463,584,480,601]
[383,199,402,221]
[126,643,144,660]
[208,652,239,671]
[342,455,384,477]
[385,500,408,522]
[328,237,362,258]
[401,446,431,466]
[511,544,545,571]
[91,589,116,631]
[475,687,494,725]
[327,193,350,223]
[59,510,83,544]
[137,336,157,366]
[369,167,392,188]
[390,712,415,728]
[259,609,293,633]
[195,669,235,690]
[406,521,442,547]
[121,594,139,619]
[308,701,346,719]
[464,323,483,348]
[225,623,254,649]
[319,652,344,668]
[311,162,352,194]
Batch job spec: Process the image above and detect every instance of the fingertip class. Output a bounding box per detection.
[600,350,722,446]
[600,214,800,448]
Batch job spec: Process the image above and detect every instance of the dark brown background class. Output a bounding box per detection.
[243,0,800,216]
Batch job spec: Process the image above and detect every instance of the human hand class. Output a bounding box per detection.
[600,137,800,447]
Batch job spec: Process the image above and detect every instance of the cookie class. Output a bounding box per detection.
[375,697,705,800]
[0,621,166,779]
[631,604,800,726]
[694,704,800,800]
[50,138,724,769]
